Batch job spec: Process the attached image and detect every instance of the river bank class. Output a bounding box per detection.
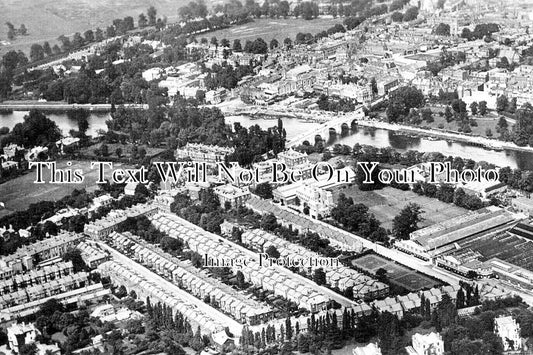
[355,119,533,154]
[0,101,147,112]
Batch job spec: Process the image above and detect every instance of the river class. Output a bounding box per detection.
[226,115,533,170]
[2,111,532,170]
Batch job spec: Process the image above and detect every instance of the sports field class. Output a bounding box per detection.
[206,17,342,44]
[0,159,133,214]
[352,253,441,291]
[333,186,468,231]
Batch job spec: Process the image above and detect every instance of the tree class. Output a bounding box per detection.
[496,95,508,113]
[19,343,37,355]
[497,116,508,131]
[115,147,123,158]
[67,108,90,137]
[18,24,27,36]
[478,100,487,116]
[445,106,454,122]
[233,39,242,52]
[269,38,279,50]
[95,27,104,41]
[313,268,326,285]
[283,37,292,49]
[266,245,280,258]
[30,43,45,62]
[392,203,424,240]
[370,77,378,95]
[391,12,404,22]
[297,333,310,353]
[403,6,419,21]
[147,6,157,26]
[386,86,425,123]
[63,248,86,272]
[470,101,478,116]
[82,30,94,44]
[43,41,52,56]
[138,13,148,28]
[10,110,61,147]
[254,182,273,199]
[433,23,451,36]
[421,108,433,122]
[236,270,245,288]
[106,25,116,38]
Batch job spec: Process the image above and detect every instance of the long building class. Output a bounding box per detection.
[395,207,516,260]
[0,283,110,323]
[0,233,82,279]
[83,203,158,238]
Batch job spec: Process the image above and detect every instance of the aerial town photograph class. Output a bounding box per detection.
[2,0,533,354]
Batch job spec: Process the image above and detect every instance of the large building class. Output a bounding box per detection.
[494,316,521,351]
[213,184,251,208]
[3,322,60,354]
[175,143,234,164]
[394,207,515,260]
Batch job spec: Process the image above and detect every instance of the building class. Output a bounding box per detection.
[7,322,37,353]
[77,241,110,268]
[213,184,251,208]
[494,316,521,351]
[83,204,158,238]
[5,322,60,355]
[142,67,163,82]
[124,182,139,196]
[175,143,234,164]
[353,343,382,355]
[394,207,515,260]
[278,148,309,169]
[406,332,444,355]
[1,233,82,275]
[511,196,533,216]
[461,180,507,200]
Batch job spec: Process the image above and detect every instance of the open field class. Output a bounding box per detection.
[423,106,501,139]
[0,159,133,214]
[333,185,469,231]
[352,253,442,291]
[0,0,188,56]
[206,17,342,44]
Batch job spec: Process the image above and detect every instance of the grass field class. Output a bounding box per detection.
[206,17,342,44]
[0,0,189,56]
[0,159,133,214]
[352,254,441,291]
[422,106,501,139]
[333,185,469,231]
